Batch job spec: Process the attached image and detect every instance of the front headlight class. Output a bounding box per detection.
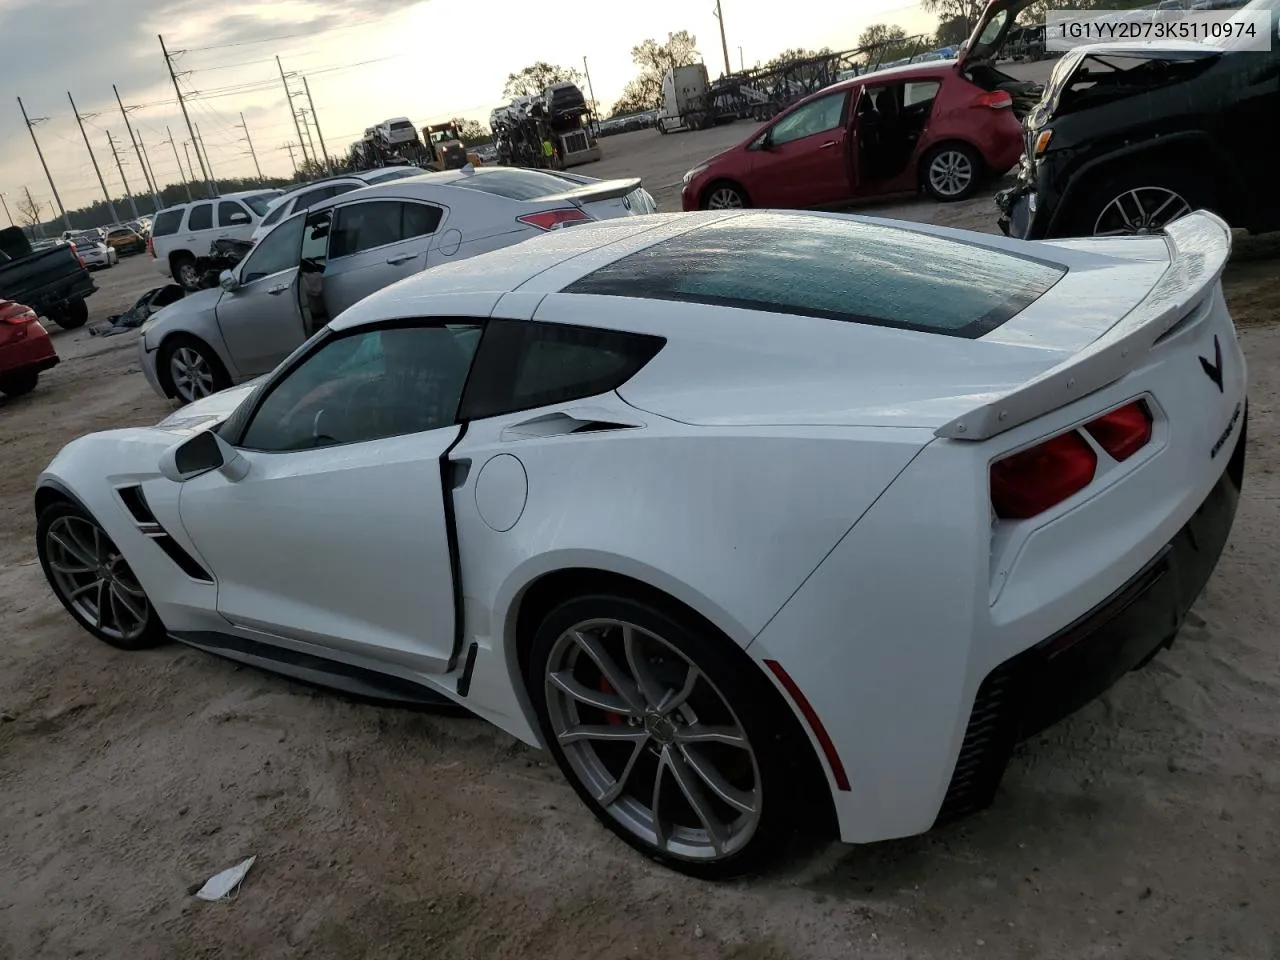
[682,164,708,186]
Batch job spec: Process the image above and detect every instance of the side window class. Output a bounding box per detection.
[187,203,213,231]
[218,201,252,227]
[329,201,404,258]
[239,323,483,452]
[903,81,941,108]
[460,320,665,421]
[330,183,359,199]
[769,92,848,146]
[259,202,288,228]
[292,185,337,211]
[301,211,332,265]
[402,202,443,240]
[240,214,305,283]
[152,209,185,236]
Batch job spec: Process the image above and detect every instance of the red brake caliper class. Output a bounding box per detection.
[598,676,625,726]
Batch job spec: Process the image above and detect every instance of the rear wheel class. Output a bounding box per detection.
[0,370,39,397]
[171,254,199,291]
[49,299,89,330]
[527,593,815,879]
[922,143,983,202]
[37,499,166,651]
[702,181,749,210]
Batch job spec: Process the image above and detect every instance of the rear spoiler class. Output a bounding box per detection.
[538,178,642,206]
[936,210,1232,441]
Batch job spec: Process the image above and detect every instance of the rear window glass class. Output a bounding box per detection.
[565,214,1066,339]
[152,209,184,237]
[366,168,420,184]
[259,202,288,227]
[448,168,575,200]
[243,193,279,216]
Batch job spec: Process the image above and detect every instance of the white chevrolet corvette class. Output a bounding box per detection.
[34,209,1246,878]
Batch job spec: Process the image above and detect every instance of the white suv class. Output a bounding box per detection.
[149,189,282,289]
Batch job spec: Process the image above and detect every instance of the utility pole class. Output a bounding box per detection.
[0,192,12,227]
[137,133,162,207]
[166,125,193,201]
[194,123,217,193]
[68,91,119,223]
[114,84,161,213]
[105,131,141,220]
[159,33,213,197]
[277,56,311,166]
[240,112,263,180]
[298,107,318,167]
[739,46,745,71]
[23,186,46,238]
[301,76,331,173]
[16,96,71,230]
[582,56,599,119]
[284,142,298,174]
[182,141,196,188]
[712,0,731,78]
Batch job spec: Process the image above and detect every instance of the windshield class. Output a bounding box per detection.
[243,192,280,216]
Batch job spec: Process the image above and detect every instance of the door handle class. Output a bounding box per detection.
[385,253,416,265]
[819,140,839,149]
[268,284,290,295]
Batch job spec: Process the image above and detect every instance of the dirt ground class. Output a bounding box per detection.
[2,119,1279,960]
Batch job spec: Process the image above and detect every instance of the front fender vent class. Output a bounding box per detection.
[116,485,214,584]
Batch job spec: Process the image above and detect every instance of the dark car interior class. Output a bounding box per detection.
[855,81,940,183]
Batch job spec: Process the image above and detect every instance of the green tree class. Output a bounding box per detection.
[761,47,832,70]
[615,31,702,111]
[452,118,490,146]
[503,62,582,99]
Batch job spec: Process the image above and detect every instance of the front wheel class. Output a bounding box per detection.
[922,143,983,202]
[36,499,167,651]
[172,255,200,291]
[1071,167,1210,238]
[701,181,748,210]
[158,335,230,404]
[527,593,812,879]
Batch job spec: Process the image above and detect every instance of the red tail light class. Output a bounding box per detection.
[0,303,38,326]
[1084,400,1153,462]
[66,241,86,269]
[147,236,156,258]
[517,208,591,231]
[990,432,1097,520]
[975,90,1013,109]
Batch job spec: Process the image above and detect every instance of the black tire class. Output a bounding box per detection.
[50,298,89,330]
[921,142,984,202]
[1065,164,1215,239]
[700,180,749,211]
[157,334,231,405]
[36,499,167,651]
[170,253,199,291]
[0,370,39,397]
[526,592,821,880]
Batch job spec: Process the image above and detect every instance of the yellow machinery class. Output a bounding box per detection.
[422,123,483,170]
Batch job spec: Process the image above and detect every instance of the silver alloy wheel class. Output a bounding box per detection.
[170,346,215,402]
[1093,186,1192,236]
[544,618,762,862]
[45,515,149,643]
[928,149,974,198]
[705,187,745,210]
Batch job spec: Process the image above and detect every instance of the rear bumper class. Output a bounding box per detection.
[936,410,1245,822]
[0,323,59,377]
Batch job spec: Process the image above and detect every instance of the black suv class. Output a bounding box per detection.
[997,0,1279,239]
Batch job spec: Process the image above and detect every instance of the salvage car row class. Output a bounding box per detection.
[21,0,1268,882]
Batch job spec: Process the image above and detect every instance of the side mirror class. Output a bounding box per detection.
[158,429,249,483]
[219,269,239,292]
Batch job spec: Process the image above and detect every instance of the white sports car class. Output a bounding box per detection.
[35,209,1246,879]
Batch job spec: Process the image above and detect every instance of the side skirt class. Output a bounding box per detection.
[171,629,461,709]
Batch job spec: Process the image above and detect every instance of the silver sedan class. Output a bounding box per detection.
[136,166,656,404]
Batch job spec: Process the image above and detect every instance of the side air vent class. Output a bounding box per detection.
[116,485,214,584]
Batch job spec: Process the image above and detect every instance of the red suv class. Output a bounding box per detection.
[681,56,1024,211]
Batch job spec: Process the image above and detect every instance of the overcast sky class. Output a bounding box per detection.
[0,0,935,219]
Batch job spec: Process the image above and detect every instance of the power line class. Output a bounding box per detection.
[178,16,389,52]
[68,91,119,222]
[105,130,141,220]
[114,84,162,212]
[16,96,72,230]
[160,32,215,197]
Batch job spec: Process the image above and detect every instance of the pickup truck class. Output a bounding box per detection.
[0,227,96,330]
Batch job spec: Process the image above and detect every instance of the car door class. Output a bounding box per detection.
[745,90,852,208]
[321,199,444,317]
[217,200,255,241]
[213,212,309,377]
[174,320,484,670]
[184,201,214,250]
